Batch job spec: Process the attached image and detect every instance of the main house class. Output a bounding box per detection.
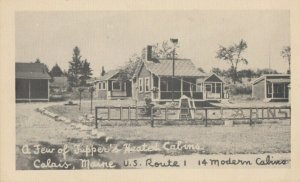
[16,62,51,102]
[94,69,132,100]
[131,46,226,102]
[251,74,290,102]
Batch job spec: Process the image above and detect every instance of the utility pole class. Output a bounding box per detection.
[170,38,178,102]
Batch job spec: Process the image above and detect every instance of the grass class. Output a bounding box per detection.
[44,99,291,155]
[99,124,290,154]
[46,101,290,154]
[16,103,291,169]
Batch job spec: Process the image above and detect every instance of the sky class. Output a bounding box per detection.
[15,10,290,77]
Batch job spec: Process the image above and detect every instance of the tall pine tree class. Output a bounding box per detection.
[80,59,93,86]
[68,46,82,87]
[50,63,63,77]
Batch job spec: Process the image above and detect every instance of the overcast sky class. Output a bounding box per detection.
[15,10,290,77]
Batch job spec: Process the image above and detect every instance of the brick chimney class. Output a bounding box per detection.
[146,45,152,61]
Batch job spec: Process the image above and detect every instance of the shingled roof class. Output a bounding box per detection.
[97,69,120,81]
[16,63,51,79]
[143,59,204,77]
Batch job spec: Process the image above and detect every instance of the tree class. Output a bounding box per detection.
[256,68,278,77]
[119,40,179,82]
[281,46,291,74]
[146,40,179,59]
[211,67,224,76]
[50,63,64,77]
[198,67,205,73]
[78,87,85,111]
[80,59,93,86]
[89,86,95,114]
[237,69,256,78]
[101,66,106,76]
[216,39,248,84]
[35,58,41,63]
[68,46,83,87]
[118,53,142,82]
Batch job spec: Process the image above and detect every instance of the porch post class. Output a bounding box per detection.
[264,78,267,99]
[271,83,274,98]
[181,77,183,97]
[158,76,161,100]
[48,79,50,102]
[106,80,109,100]
[283,83,286,98]
[151,73,153,100]
[203,83,206,100]
[28,79,31,102]
[221,82,223,99]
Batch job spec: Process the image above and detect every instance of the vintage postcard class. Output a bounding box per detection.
[1,0,300,182]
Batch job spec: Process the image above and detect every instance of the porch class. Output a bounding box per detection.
[152,76,223,101]
[16,79,49,102]
[107,80,132,99]
[266,81,289,100]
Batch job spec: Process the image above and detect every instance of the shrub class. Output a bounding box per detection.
[228,83,252,95]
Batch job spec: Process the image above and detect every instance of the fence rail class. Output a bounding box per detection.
[95,106,291,128]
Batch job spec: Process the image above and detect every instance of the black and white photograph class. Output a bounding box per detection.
[14,10,292,170]
[2,1,300,181]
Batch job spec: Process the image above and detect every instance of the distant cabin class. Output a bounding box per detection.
[16,63,51,102]
[93,70,132,100]
[50,76,68,93]
[251,74,290,102]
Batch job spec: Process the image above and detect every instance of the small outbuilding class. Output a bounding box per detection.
[16,62,51,102]
[94,69,132,100]
[50,76,69,93]
[251,74,290,102]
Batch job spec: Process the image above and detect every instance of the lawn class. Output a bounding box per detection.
[44,99,291,154]
[16,103,290,169]
[99,124,290,154]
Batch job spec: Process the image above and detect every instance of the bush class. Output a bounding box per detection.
[228,83,252,95]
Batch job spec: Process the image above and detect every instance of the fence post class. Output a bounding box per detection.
[120,106,122,120]
[205,108,208,127]
[151,107,154,127]
[249,108,252,126]
[108,107,111,121]
[136,106,138,122]
[165,108,168,121]
[128,106,131,121]
[289,107,291,125]
[95,107,98,129]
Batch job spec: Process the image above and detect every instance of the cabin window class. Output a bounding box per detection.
[274,84,283,94]
[145,77,150,92]
[267,83,272,94]
[139,78,143,92]
[112,81,121,90]
[160,80,167,91]
[205,84,212,92]
[216,83,221,93]
[99,82,106,90]
[196,83,203,92]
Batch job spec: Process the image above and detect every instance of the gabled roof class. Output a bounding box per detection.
[97,69,120,82]
[197,73,225,83]
[251,74,290,84]
[16,63,51,79]
[143,59,204,77]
